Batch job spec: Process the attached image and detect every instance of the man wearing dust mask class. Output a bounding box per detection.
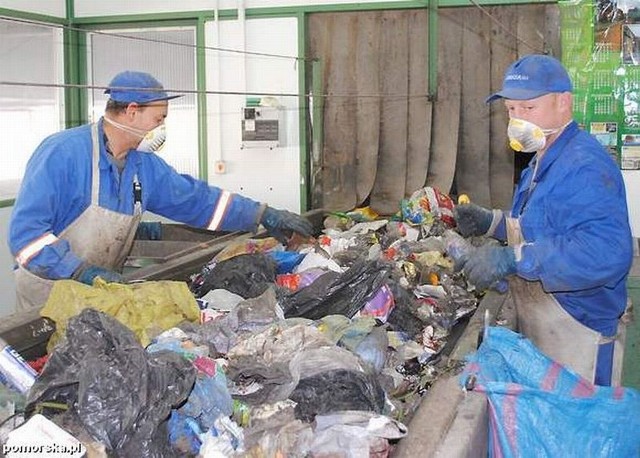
[9,71,313,311]
[454,54,633,386]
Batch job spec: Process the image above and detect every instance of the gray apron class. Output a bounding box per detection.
[15,123,142,311]
[506,217,626,385]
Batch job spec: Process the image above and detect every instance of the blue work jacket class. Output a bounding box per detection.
[9,120,262,280]
[494,121,633,336]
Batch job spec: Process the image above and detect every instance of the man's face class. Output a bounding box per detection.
[503,93,565,129]
[129,101,168,133]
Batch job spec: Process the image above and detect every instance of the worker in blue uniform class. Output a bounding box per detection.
[454,54,633,386]
[9,71,313,311]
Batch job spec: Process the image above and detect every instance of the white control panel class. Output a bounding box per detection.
[241,106,280,149]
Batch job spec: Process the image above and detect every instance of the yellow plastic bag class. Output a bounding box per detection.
[42,279,199,350]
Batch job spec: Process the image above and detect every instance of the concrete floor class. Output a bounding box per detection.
[623,257,640,389]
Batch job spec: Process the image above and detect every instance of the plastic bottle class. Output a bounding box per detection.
[0,338,38,394]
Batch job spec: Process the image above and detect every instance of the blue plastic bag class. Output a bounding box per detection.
[268,250,305,274]
[461,327,640,458]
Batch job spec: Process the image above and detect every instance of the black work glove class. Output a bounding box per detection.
[453,203,495,238]
[73,263,123,285]
[260,206,314,243]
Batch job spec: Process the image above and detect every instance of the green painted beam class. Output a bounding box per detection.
[298,11,309,212]
[63,0,87,127]
[63,27,87,127]
[66,0,74,21]
[71,11,234,25]
[68,0,555,25]
[196,17,208,182]
[0,7,66,23]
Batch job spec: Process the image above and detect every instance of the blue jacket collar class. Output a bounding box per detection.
[527,121,580,182]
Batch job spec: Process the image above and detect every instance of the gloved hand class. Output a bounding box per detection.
[463,245,516,291]
[73,263,123,285]
[453,203,495,237]
[135,221,162,240]
[260,206,314,243]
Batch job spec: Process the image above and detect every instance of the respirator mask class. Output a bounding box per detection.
[507,118,567,153]
[136,124,167,153]
[103,117,167,153]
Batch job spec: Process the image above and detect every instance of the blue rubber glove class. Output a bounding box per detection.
[453,203,494,237]
[73,264,123,285]
[463,245,516,291]
[260,206,314,243]
[135,221,162,240]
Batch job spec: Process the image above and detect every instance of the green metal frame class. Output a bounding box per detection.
[297,11,309,211]
[196,17,209,181]
[0,0,556,209]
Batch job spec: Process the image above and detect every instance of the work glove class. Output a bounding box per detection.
[73,263,123,285]
[453,203,495,238]
[260,206,314,243]
[463,244,516,291]
[135,221,162,240]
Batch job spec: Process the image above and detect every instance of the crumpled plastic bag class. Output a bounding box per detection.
[167,358,233,455]
[42,279,200,349]
[461,327,640,458]
[226,323,332,405]
[279,260,391,320]
[289,369,386,422]
[26,309,196,457]
[400,186,455,227]
[310,411,407,457]
[212,237,281,263]
[190,253,277,299]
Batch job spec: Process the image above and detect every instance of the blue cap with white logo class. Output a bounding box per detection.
[486,54,572,103]
[104,71,182,104]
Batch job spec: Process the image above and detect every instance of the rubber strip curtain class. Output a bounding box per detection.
[308,5,559,213]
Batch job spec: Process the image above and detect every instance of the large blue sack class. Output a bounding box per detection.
[460,327,640,458]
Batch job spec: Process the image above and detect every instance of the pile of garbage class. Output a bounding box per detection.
[2,187,486,457]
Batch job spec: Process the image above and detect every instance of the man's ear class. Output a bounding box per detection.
[124,102,141,119]
[558,92,573,112]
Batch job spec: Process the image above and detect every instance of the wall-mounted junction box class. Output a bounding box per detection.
[241,106,280,149]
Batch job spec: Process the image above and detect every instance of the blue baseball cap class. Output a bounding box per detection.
[486,54,572,103]
[104,71,182,104]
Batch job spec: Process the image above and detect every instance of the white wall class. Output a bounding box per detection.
[205,16,303,212]
[74,0,404,17]
[0,0,65,17]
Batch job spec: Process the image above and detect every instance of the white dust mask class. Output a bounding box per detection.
[136,124,166,152]
[507,118,566,153]
[103,116,148,139]
[508,118,544,152]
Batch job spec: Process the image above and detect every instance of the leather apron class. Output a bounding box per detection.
[506,217,626,385]
[15,123,142,311]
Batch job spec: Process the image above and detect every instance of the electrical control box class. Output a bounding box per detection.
[241,106,280,149]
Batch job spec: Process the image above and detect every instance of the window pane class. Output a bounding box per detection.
[0,18,63,199]
[88,27,199,176]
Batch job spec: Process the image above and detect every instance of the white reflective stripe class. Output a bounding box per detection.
[207,191,231,231]
[16,233,59,266]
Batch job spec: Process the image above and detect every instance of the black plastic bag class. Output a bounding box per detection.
[280,260,391,320]
[190,253,278,299]
[26,309,195,457]
[289,369,386,422]
[385,283,425,338]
